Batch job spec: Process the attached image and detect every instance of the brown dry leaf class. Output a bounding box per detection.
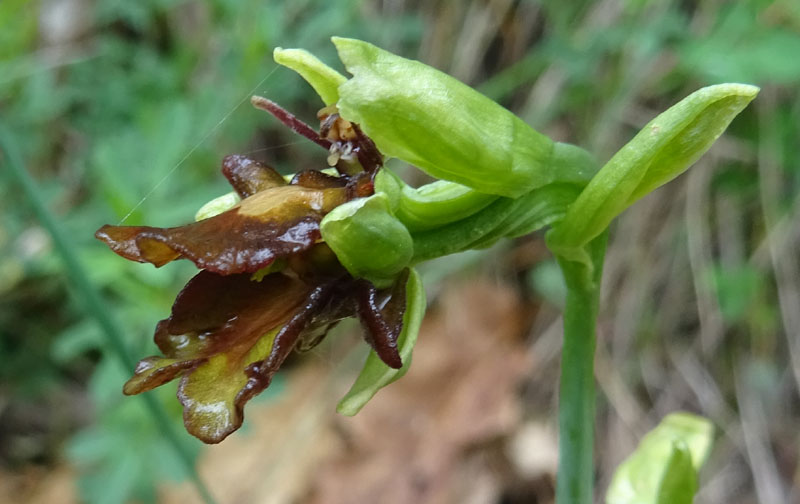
[305,277,531,504]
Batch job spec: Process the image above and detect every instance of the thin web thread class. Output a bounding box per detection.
[240,141,307,157]
[118,65,281,225]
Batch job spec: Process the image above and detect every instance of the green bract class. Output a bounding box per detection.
[320,192,413,287]
[338,267,426,415]
[606,412,714,504]
[547,83,759,264]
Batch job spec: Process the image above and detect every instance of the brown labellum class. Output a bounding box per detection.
[95,97,403,444]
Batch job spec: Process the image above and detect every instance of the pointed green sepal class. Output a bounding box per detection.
[273,47,347,105]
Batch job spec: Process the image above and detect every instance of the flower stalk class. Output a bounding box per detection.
[555,230,608,504]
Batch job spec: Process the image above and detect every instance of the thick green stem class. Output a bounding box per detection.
[555,230,608,504]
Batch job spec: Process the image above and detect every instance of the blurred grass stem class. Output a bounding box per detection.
[0,126,218,504]
[555,231,608,504]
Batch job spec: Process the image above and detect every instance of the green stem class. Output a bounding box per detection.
[0,127,217,504]
[555,230,608,504]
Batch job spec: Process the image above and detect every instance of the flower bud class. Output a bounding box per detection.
[606,412,713,504]
[320,192,413,287]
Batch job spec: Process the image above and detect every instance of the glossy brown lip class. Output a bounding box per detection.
[95,99,408,444]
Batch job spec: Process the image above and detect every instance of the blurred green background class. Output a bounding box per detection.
[1,0,798,503]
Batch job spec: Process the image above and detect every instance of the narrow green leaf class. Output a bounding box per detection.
[273,47,346,105]
[337,268,426,415]
[548,84,758,262]
[606,412,714,504]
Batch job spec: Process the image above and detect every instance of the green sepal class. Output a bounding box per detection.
[333,37,557,198]
[548,84,758,260]
[320,192,413,287]
[273,47,347,105]
[337,267,426,415]
[194,191,241,221]
[606,412,714,504]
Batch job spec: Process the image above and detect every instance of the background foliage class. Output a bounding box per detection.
[1,0,798,503]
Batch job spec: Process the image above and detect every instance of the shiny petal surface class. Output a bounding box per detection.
[355,269,410,369]
[177,327,281,443]
[123,271,313,443]
[290,169,348,189]
[96,185,347,274]
[222,154,287,198]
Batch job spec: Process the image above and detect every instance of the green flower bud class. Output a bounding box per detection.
[338,267,426,416]
[273,48,347,105]
[320,192,413,287]
[333,37,562,198]
[548,83,758,263]
[606,413,713,504]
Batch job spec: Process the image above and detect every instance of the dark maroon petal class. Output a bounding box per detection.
[345,171,376,200]
[154,270,310,358]
[95,185,347,274]
[222,154,287,198]
[240,281,342,403]
[354,270,410,369]
[95,225,180,267]
[125,270,316,443]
